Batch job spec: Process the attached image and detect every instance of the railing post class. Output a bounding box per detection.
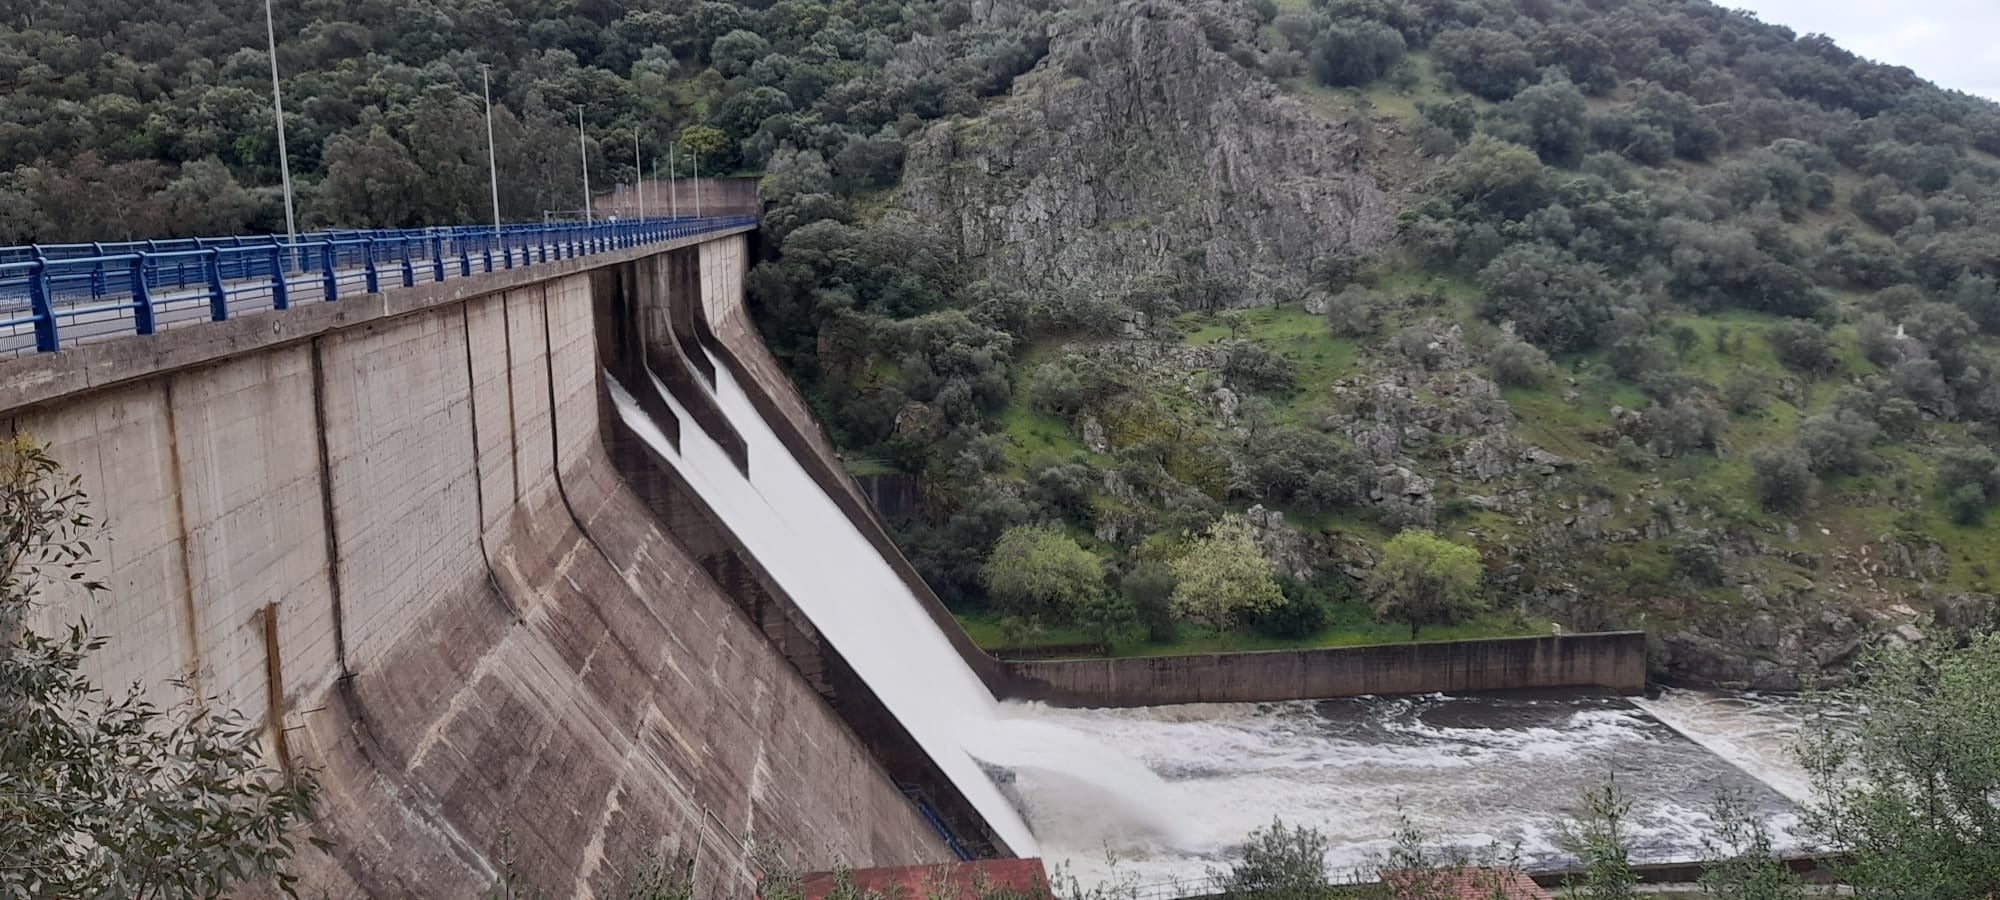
[458,237,471,277]
[321,242,338,301]
[204,250,227,321]
[501,232,513,270]
[364,238,380,294]
[27,257,57,352]
[431,234,445,282]
[131,255,156,335]
[484,235,495,273]
[270,245,289,310]
[90,242,106,298]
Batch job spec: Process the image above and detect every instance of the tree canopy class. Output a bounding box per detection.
[1371,530,1484,639]
[1169,514,1284,629]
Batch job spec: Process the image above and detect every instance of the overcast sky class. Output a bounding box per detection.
[1727,0,2000,101]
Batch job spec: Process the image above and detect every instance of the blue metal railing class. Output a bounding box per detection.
[0,215,757,354]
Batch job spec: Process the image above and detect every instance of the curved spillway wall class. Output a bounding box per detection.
[0,233,958,898]
[610,361,1039,856]
[592,237,1036,856]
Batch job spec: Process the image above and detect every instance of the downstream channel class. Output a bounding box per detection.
[1011,689,1817,890]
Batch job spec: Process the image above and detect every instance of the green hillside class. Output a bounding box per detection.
[6,0,1999,686]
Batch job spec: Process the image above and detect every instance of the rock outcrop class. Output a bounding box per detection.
[899,0,1396,306]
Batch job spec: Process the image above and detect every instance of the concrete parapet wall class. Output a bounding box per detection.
[0,230,948,898]
[995,633,1650,708]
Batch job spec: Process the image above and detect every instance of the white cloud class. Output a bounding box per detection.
[1727,0,2000,100]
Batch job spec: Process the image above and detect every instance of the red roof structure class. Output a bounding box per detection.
[1380,867,1553,900]
[792,859,1054,900]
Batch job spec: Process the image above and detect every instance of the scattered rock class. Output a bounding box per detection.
[1080,415,1108,453]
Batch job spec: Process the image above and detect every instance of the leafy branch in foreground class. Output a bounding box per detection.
[0,437,320,899]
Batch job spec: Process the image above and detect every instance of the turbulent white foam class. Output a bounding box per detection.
[1634,688,1816,806]
[1007,694,1812,890]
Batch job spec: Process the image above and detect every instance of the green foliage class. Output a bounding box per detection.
[1487,339,1553,388]
[1121,560,1180,644]
[1495,79,1589,164]
[1947,483,1988,527]
[0,438,319,899]
[1169,515,1284,629]
[1430,28,1535,101]
[981,523,1105,622]
[1559,779,1638,900]
[1698,791,1804,900]
[1324,286,1384,338]
[1216,819,1331,900]
[617,852,697,900]
[1250,576,1335,640]
[1309,19,1405,88]
[1795,410,1881,476]
[1766,320,1835,374]
[676,125,731,169]
[1235,428,1368,516]
[1799,637,2000,898]
[1371,530,1484,640]
[1476,243,1614,353]
[1751,445,1816,514]
[1937,446,2000,503]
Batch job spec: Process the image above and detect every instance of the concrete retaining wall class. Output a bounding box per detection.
[0,230,951,898]
[995,633,1649,708]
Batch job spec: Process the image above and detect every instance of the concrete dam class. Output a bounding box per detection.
[0,223,1060,897]
[1,220,1665,897]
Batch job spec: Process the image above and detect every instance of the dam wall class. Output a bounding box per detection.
[996,632,1650,708]
[0,231,956,898]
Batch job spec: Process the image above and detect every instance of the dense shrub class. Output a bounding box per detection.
[1752,446,1816,513]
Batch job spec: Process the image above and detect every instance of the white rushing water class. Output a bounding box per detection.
[609,359,1182,859]
[1634,688,1818,806]
[1009,692,1813,890]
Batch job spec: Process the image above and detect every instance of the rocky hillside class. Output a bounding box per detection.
[752,0,2000,689]
[899,1,1397,305]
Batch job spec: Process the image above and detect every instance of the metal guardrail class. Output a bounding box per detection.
[0,215,757,355]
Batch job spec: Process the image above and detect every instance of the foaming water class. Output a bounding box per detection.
[610,363,1175,858]
[1010,693,1809,889]
[1635,688,1817,805]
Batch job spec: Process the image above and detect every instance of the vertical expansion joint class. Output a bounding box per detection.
[461,303,522,624]
[308,337,352,680]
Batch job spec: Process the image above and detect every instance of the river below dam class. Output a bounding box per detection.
[1002,688,1819,892]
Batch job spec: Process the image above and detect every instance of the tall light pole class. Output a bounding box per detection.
[668,144,678,218]
[482,65,501,232]
[263,0,296,245]
[692,150,701,218]
[633,127,644,219]
[577,106,591,223]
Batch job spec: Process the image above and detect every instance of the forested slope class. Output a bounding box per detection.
[11,0,2000,687]
[746,0,2000,688]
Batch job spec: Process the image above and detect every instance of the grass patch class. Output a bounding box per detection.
[958,607,1543,658]
[1174,307,1362,423]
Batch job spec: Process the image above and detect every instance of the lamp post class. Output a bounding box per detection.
[482,65,501,232]
[668,144,678,218]
[263,0,296,247]
[633,127,644,220]
[577,106,591,223]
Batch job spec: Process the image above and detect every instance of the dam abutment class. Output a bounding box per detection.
[0,229,961,897]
